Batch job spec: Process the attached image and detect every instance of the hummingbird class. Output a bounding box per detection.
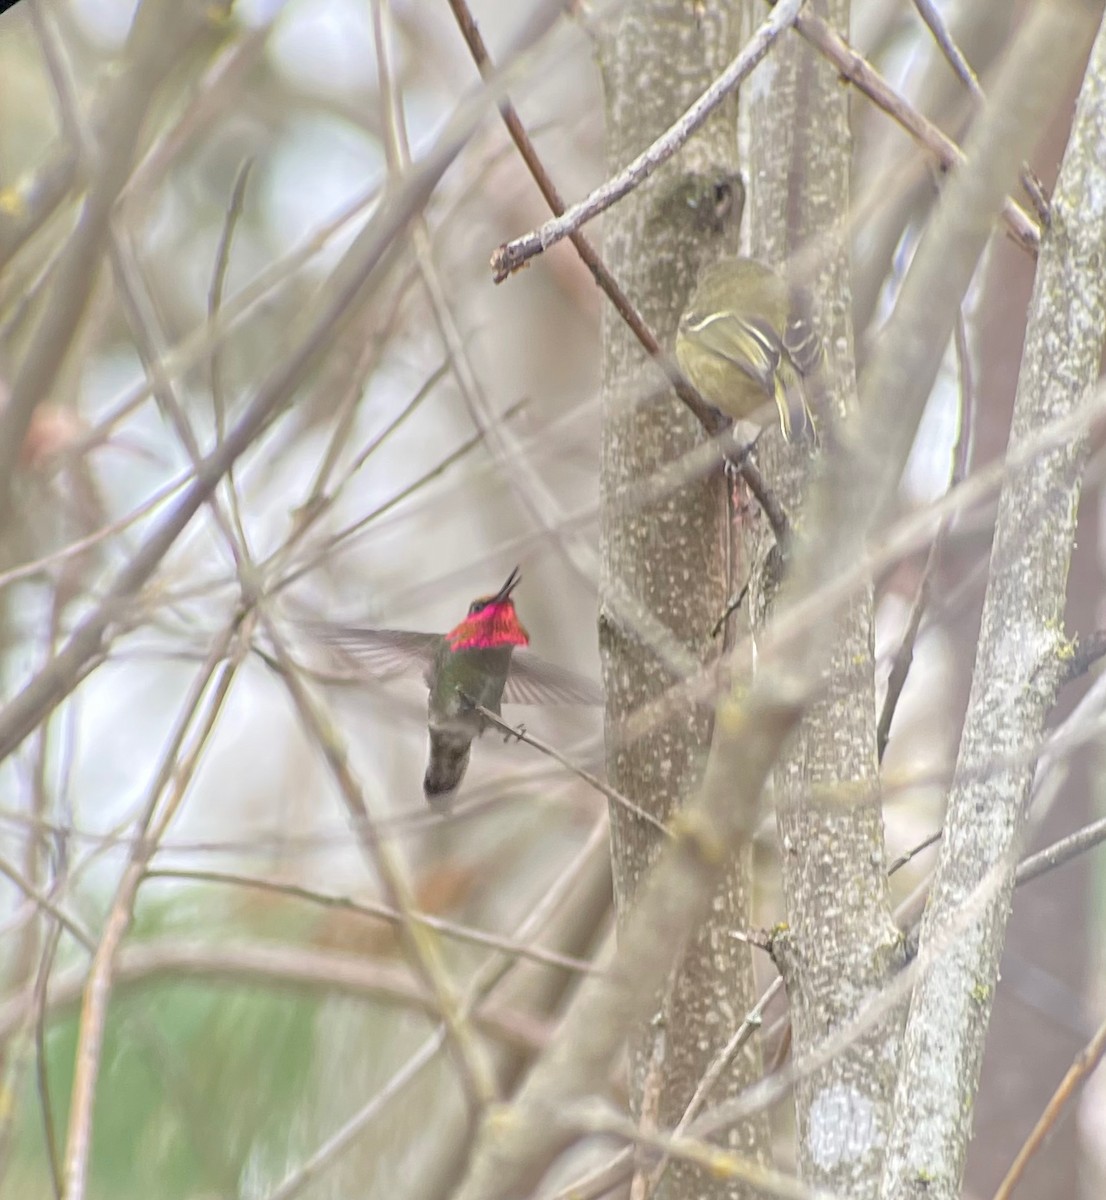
[313,567,601,803]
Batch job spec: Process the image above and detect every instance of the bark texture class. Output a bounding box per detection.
[964,23,1100,1197]
[596,3,769,1194]
[739,5,902,1194]
[880,9,1105,1199]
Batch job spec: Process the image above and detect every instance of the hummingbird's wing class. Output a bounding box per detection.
[503,650,603,706]
[307,624,440,684]
[306,622,601,703]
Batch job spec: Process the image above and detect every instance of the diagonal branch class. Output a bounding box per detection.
[879,9,1106,1199]
[991,997,1106,1200]
[259,616,498,1109]
[489,0,804,281]
[62,623,243,1200]
[0,0,219,527]
[0,16,564,765]
[446,0,787,536]
[452,3,1076,1195]
[788,6,1038,252]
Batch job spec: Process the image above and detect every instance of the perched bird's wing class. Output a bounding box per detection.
[307,624,440,684]
[692,309,817,443]
[782,289,824,377]
[683,308,782,397]
[504,650,603,706]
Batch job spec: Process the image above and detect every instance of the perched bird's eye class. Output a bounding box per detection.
[468,600,486,616]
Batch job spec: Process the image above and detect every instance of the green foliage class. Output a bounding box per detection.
[9,890,320,1199]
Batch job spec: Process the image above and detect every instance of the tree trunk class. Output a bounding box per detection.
[880,9,1103,1198]
[737,5,903,1195]
[596,3,770,1195]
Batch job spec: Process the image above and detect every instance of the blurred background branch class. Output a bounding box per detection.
[1,2,1106,1200]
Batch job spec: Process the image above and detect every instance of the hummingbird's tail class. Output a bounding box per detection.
[423,729,473,804]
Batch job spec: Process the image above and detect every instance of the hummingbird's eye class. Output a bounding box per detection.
[468,600,486,616]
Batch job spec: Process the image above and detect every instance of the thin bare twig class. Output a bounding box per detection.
[1060,628,1106,684]
[491,0,803,280]
[448,0,788,539]
[271,399,527,595]
[267,354,448,586]
[259,817,611,1200]
[0,469,190,596]
[570,1107,831,1200]
[63,624,243,1200]
[374,0,595,587]
[260,617,498,1110]
[144,866,597,975]
[471,703,669,836]
[791,6,1039,253]
[911,0,983,100]
[122,17,279,203]
[887,829,943,878]
[208,155,257,552]
[1015,816,1106,889]
[0,856,94,952]
[876,303,976,759]
[548,1149,635,1200]
[908,0,1050,221]
[0,941,549,1054]
[647,973,784,1195]
[265,1034,446,1200]
[35,925,66,1200]
[991,1010,1106,1200]
[0,68,504,764]
[109,229,252,568]
[667,816,946,1187]
[0,0,218,528]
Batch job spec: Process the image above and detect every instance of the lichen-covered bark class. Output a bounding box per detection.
[880,10,1105,1199]
[596,3,769,1194]
[738,4,903,1194]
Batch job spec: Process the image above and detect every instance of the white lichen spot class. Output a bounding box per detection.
[1084,156,1106,221]
[807,1085,878,1169]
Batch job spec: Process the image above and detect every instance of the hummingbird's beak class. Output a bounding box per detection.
[491,566,522,605]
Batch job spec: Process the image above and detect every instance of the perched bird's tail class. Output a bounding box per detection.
[780,293,823,444]
[773,369,816,446]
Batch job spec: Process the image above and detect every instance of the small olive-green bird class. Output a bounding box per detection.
[676,257,823,442]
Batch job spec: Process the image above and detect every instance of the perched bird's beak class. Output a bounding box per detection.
[491,566,522,605]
